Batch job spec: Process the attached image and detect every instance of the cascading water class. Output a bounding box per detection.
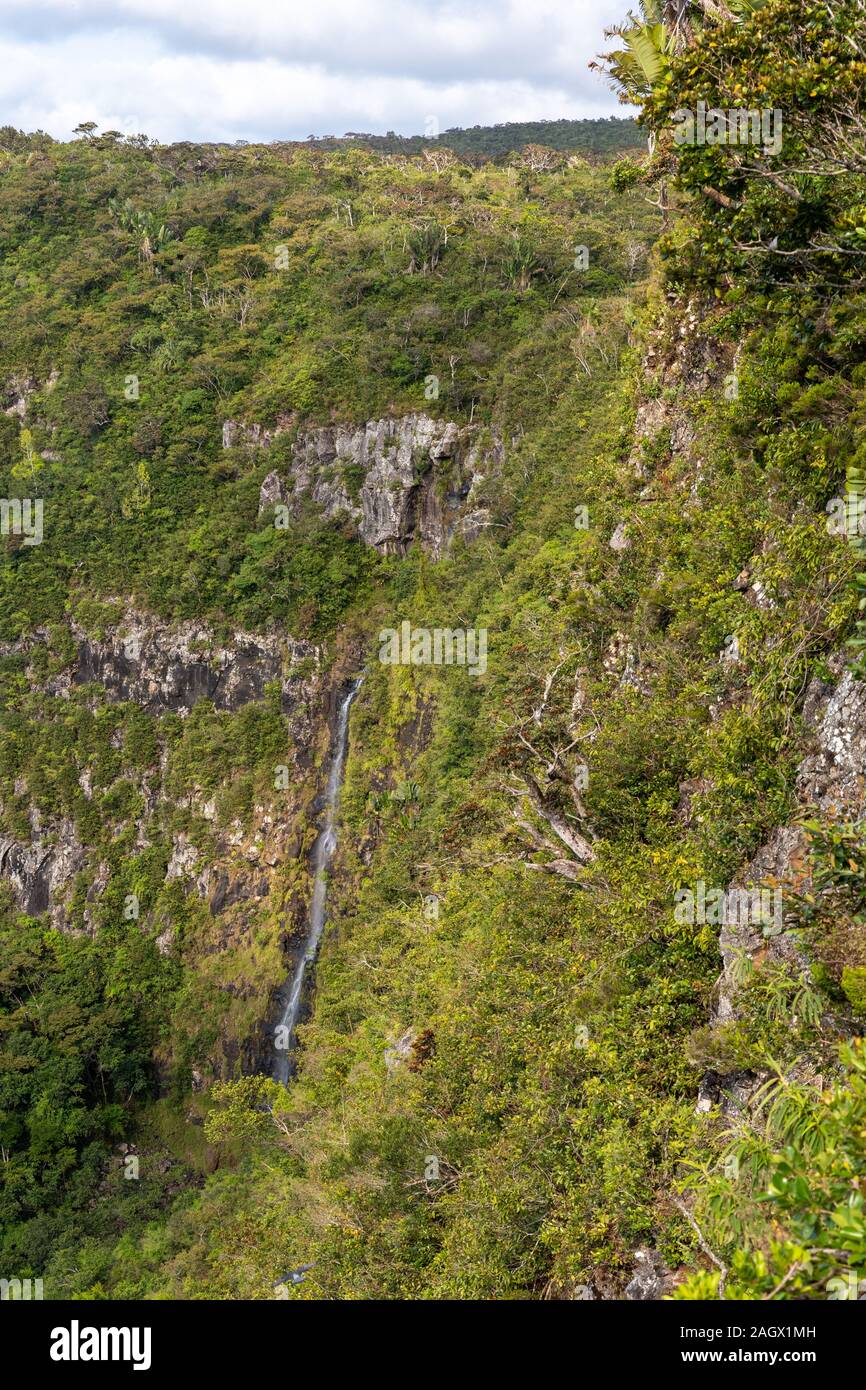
[272,677,363,1084]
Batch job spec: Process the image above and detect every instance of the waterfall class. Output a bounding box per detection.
[272,677,363,1084]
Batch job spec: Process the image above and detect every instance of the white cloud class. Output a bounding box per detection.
[0,0,631,142]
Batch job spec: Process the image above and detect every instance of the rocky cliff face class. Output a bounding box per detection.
[0,611,323,932]
[2,368,59,421]
[707,660,865,1080]
[237,412,503,557]
[0,818,85,919]
[1,609,319,716]
[616,303,866,1303]
[0,604,363,1079]
[0,416,502,1080]
[583,296,866,1299]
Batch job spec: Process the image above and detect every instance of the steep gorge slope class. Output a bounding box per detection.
[3,2,866,1301]
[0,128,660,1292]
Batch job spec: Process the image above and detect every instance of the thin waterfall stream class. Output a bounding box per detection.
[272,677,363,1084]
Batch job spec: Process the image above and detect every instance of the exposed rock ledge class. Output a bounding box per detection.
[229,411,502,557]
[1,609,320,716]
[0,819,85,919]
[0,608,326,942]
[694,660,866,1126]
[715,664,866,1032]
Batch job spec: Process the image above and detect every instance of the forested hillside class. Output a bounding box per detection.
[306,116,645,160]
[0,116,644,165]
[2,0,866,1303]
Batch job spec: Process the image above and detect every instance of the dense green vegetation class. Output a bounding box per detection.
[0,123,649,642]
[2,6,866,1301]
[309,117,646,160]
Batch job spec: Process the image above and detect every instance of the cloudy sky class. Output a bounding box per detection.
[0,0,632,144]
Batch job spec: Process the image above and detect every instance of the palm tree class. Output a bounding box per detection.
[661,1,694,48]
[108,198,173,264]
[367,789,391,840]
[406,222,447,274]
[591,4,676,104]
[392,780,422,827]
[594,0,772,103]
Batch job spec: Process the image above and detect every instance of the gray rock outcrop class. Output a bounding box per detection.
[249,412,502,557]
[0,820,86,919]
[623,1248,678,1301]
[2,610,320,716]
[0,609,327,943]
[714,663,866,1031]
